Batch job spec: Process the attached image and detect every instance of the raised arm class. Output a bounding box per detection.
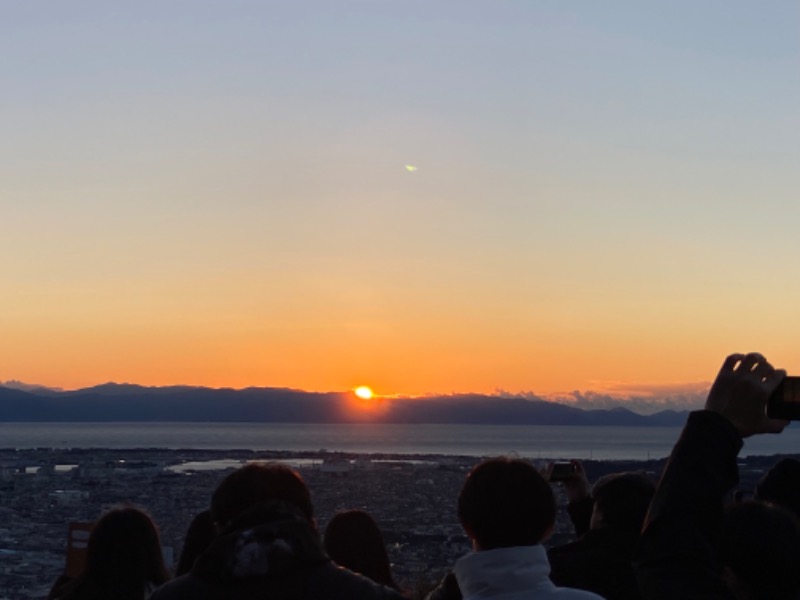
[636,353,786,600]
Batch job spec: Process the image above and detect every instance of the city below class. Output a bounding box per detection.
[0,446,788,599]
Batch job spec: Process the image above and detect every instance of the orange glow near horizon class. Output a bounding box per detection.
[4,334,799,400]
[344,387,391,420]
[2,303,800,398]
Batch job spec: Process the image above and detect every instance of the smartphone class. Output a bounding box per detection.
[766,376,800,420]
[65,522,94,577]
[548,461,577,482]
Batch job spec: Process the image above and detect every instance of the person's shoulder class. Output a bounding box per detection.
[546,585,604,600]
[308,562,406,599]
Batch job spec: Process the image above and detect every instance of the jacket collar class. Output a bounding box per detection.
[455,545,554,599]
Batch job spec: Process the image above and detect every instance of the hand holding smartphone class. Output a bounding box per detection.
[766,376,800,420]
[548,461,578,482]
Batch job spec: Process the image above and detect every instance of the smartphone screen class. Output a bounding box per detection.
[766,376,800,420]
[548,462,576,482]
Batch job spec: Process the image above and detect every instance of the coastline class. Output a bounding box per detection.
[1,421,798,461]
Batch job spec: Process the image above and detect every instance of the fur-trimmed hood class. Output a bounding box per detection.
[192,501,328,584]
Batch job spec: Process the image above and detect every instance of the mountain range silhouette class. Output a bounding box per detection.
[0,384,687,426]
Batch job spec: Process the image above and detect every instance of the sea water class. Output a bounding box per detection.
[0,422,798,460]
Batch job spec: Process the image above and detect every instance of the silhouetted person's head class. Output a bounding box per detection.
[210,463,314,531]
[87,506,168,583]
[175,510,216,577]
[755,458,800,519]
[458,457,555,550]
[721,501,800,600]
[590,471,656,532]
[59,506,169,600]
[324,509,399,590]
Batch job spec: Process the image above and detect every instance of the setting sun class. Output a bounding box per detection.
[354,386,374,400]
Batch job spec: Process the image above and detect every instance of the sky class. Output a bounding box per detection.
[1,1,799,404]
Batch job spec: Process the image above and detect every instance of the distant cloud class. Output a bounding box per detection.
[0,380,63,393]
[583,380,711,398]
[495,381,710,415]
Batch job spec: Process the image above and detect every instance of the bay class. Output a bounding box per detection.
[0,422,798,460]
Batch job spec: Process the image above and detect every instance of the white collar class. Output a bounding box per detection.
[454,545,554,599]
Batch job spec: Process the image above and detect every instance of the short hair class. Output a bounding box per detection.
[210,463,313,527]
[722,501,800,600]
[591,471,656,531]
[755,458,800,519]
[457,457,555,549]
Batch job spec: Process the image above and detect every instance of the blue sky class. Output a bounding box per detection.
[1,1,798,397]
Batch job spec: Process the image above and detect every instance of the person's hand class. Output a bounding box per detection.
[562,460,590,503]
[705,353,788,438]
[543,460,590,502]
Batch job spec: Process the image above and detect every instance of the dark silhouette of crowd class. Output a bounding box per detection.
[42,352,800,599]
[635,352,800,600]
[548,469,655,599]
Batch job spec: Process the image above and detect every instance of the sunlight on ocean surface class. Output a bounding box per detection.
[1,422,799,460]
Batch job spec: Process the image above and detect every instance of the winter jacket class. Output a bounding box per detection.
[454,545,603,600]
[635,410,741,600]
[548,527,642,600]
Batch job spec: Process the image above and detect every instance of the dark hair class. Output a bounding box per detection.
[722,501,800,600]
[755,458,800,519]
[324,510,399,590]
[457,457,555,549]
[211,463,314,527]
[591,471,656,532]
[57,506,169,600]
[175,510,216,576]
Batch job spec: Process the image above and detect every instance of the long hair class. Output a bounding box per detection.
[175,509,216,576]
[58,506,170,600]
[324,509,399,590]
